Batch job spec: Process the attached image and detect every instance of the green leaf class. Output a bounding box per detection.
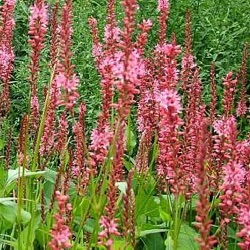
[74,198,91,218]
[113,239,133,249]
[228,226,240,241]
[43,167,57,183]
[6,167,45,187]
[159,207,172,222]
[141,233,165,250]
[17,214,40,248]
[140,229,168,237]
[0,197,17,202]
[43,168,58,202]
[149,134,159,171]
[177,224,199,250]
[126,122,137,155]
[140,223,166,231]
[123,157,134,171]
[63,149,70,166]
[165,235,174,250]
[83,218,95,233]
[0,201,31,224]
[0,202,16,224]
[20,209,31,224]
[136,194,159,218]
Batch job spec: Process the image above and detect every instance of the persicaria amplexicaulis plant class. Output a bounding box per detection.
[0,0,249,249]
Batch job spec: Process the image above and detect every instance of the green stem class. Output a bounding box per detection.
[173,196,182,250]
[26,68,55,249]
[31,68,55,172]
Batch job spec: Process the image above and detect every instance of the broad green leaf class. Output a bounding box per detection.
[20,209,31,224]
[0,197,17,202]
[159,207,172,222]
[0,202,16,224]
[136,194,159,218]
[43,168,58,202]
[43,167,57,183]
[140,229,168,237]
[141,233,165,250]
[78,218,95,234]
[165,235,174,250]
[0,201,31,224]
[36,225,50,247]
[177,224,199,250]
[6,167,45,187]
[140,223,166,231]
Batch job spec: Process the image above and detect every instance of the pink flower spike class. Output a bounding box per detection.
[155,43,181,58]
[213,116,236,137]
[157,0,169,11]
[157,89,182,114]
[104,25,121,43]
[29,3,48,29]
[219,161,246,219]
[55,73,79,108]
[222,71,237,117]
[0,0,16,114]
[89,124,113,167]
[28,1,48,55]
[49,191,72,250]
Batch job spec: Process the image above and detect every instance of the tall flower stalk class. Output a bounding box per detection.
[195,120,217,249]
[0,0,16,116]
[55,0,79,109]
[28,0,48,130]
[237,44,248,117]
[157,0,169,44]
[49,191,72,249]
[222,72,237,117]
